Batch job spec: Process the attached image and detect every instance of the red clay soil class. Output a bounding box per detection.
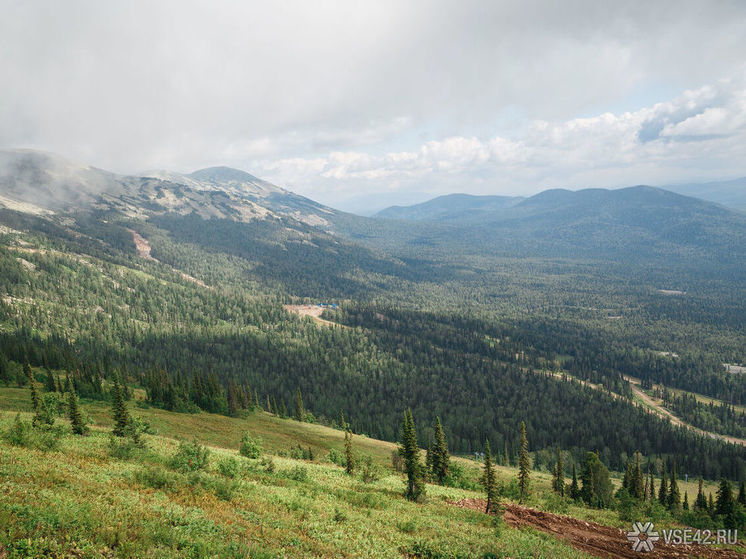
[448,499,745,559]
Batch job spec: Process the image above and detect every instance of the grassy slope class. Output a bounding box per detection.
[0,382,737,558]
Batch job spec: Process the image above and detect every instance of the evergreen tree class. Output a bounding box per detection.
[668,463,681,511]
[622,460,632,492]
[517,421,530,504]
[580,451,614,508]
[569,462,581,501]
[632,453,644,500]
[648,469,656,501]
[552,447,564,496]
[683,491,689,510]
[708,492,715,514]
[431,417,450,484]
[399,409,425,501]
[715,478,735,517]
[44,368,57,392]
[111,378,130,437]
[738,481,746,506]
[482,440,498,514]
[294,388,304,421]
[344,429,355,475]
[279,400,287,418]
[503,440,509,466]
[695,479,708,511]
[339,410,347,431]
[68,387,87,435]
[658,468,668,506]
[266,394,272,413]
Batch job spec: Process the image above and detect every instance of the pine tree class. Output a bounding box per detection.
[431,417,450,484]
[503,441,510,466]
[668,463,681,511]
[482,440,498,514]
[44,368,57,392]
[738,481,746,506]
[569,462,581,500]
[294,388,304,421]
[695,479,708,511]
[344,429,355,475]
[111,378,130,437]
[632,453,644,500]
[399,409,425,501]
[552,447,564,496]
[339,410,347,431]
[622,460,632,492]
[646,465,655,501]
[68,387,87,435]
[708,492,715,514]
[25,362,40,425]
[658,468,668,506]
[683,491,689,510]
[716,478,735,517]
[266,394,272,413]
[517,421,530,504]
[279,400,287,418]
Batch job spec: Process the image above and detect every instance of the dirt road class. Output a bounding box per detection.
[449,499,744,559]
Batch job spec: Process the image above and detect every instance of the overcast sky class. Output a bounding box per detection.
[2,0,746,212]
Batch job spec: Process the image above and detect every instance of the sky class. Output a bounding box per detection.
[2,1,746,213]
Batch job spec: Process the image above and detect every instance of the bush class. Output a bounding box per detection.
[391,450,404,472]
[2,414,62,451]
[285,465,309,482]
[288,444,314,461]
[328,447,345,467]
[239,432,262,459]
[169,439,210,472]
[217,457,239,478]
[38,393,64,426]
[134,466,177,491]
[359,455,381,483]
[108,434,141,460]
[262,457,276,473]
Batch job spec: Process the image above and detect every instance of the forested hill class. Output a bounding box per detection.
[1,149,746,482]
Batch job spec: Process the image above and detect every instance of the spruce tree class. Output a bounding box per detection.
[44,368,57,392]
[294,388,304,421]
[111,378,130,437]
[716,478,735,517]
[683,491,689,511]
[431,417,450,484]
[622,460,632,492]
[695,479,707,511]
[552,447,564,496]
[569,462,580,501]
[738,481,746,506]
[517,421,530,504]
[399,409,425,501]
[344,429,355,475]
[503,441,509,466]
[708,492,715,514]
[482,440,498,514]
[339,410,347,431]
[25,362,40,425]
[658,468,668,506]
[632,453,644,500]
[68,387,87,435]
[668,463,681,511]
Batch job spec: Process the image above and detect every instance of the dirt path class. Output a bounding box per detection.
[449,499,744,559]
[624,377,746,447]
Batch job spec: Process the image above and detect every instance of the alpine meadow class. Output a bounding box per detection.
[2,2,746,558]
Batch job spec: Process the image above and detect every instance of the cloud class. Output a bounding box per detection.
[1,0,746,209]
[255,73,746,205]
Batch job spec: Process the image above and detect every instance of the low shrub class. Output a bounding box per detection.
[169,439,210,472]
[134,465,177,491]
[217,457,239,478]
[239,432,262,459]
[359,455,381,483]
[285,465,309,482]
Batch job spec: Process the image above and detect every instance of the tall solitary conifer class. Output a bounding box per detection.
[111,378,130,437]
[569,463,581,500]
[517,421,530,504]
[632,453,644,500]
[695,479,707,510]
[668,463,681,511]
[431,417,450,484]
[482,440,498,514]
[344,430,355,475]
[658,468,668,506]
[552,447,564,496]
[399,409,425,501]
[25,362,41,425]
[68,387,87,435]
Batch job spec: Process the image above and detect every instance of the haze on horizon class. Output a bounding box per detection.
[1,0,746,213]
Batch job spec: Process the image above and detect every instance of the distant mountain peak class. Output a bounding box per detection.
[188,166,265,185]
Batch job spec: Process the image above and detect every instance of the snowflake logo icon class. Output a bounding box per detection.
[626,521,660,552]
